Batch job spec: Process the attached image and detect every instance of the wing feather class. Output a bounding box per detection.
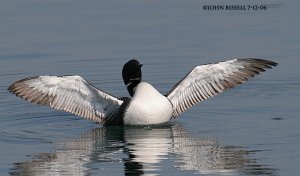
[8,75,123,124]
[166,58,277,117]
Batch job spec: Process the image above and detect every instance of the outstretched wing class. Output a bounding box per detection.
[8,75,124,124]
[166,58,278,118]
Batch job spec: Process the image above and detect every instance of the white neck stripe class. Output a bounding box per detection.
[126,82,132,88]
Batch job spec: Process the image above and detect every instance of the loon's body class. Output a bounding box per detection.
[123,82,173,125]
[8,58,277,126]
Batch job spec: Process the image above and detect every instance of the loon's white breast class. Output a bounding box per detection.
[123,82,173,125]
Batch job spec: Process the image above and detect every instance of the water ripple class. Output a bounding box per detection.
[9,124,278,176]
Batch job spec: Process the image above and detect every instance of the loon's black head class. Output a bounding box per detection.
[122,59,143,97]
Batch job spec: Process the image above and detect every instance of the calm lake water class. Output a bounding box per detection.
[1,1,299,175]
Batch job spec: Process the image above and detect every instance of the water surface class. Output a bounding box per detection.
[1,0,299,175]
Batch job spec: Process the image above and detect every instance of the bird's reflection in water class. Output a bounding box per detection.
[10,123,277,176]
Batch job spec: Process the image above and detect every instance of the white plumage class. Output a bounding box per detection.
[123,82,173,125]
[8,75,123,124]
[166,59,277,117]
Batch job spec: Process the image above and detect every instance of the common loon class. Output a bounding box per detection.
[8,58,277,126]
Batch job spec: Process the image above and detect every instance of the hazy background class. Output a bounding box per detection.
[1,0,299,175]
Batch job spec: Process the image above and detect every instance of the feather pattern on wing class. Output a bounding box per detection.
[8,75,124,124]
[166,58,278,118]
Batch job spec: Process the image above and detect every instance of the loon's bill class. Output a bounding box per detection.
[8,58,277,126]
